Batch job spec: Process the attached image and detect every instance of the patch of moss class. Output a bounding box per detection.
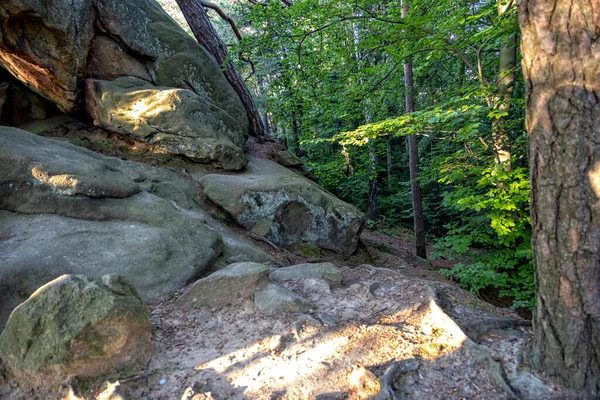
[69,137,91,149]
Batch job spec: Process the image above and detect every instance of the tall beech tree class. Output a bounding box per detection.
[174,0,268,139]
[519,0,599,395]
[402,0,427,259]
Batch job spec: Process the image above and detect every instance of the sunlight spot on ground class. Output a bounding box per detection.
[194,340,266,374]
[229,336,349,391]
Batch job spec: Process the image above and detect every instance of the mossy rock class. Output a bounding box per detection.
[0,274,154,390]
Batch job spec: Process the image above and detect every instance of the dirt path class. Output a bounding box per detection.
[79,265,575,399]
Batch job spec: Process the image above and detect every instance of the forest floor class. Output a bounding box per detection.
[80,229,580,400]
[1,225,581,400]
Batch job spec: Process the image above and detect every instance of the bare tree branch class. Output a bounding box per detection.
[200,0,243,40]
[199,1,256,81]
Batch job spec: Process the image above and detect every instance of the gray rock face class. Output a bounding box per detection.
[0,274,154,389]
[200,158,365,255]
[170,204,276,270]
[0,0,249,168]
[85,77,247,170]
[0,127,223,327]
[0,0,95,111]
[254,282,314,315]
[269,262,342,285]
[179,262,271,309]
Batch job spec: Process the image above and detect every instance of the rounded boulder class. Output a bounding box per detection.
[0,274,154,389]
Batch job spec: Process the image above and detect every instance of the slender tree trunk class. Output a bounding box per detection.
[262,112,270,135]
[519,0,600,396]
[491,0,516,170]
[289,106,300,155]
[367,140,378,223]
[403,1,426,259]
[174,0,268,139]
[387,135,393,187]
[353,20,378,224]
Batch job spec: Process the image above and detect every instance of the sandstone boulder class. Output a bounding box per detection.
[269,262,342,285]
[0,274,153,389]
[254,282,314,315]
[0,127,223,327]
[274,150,304,167]
[85,77,247,170]
[179,262,272,309]
[0,0,249,167]
[200,157,365,255]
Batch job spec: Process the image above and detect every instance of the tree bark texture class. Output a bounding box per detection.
[403,1,427,259]
[519,0,600,395]
[174,0,268,139]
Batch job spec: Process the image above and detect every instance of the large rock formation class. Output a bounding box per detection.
[0,0,248,169]
[0,127,272,328]
[200,157,365,255]
[0,274,154,389]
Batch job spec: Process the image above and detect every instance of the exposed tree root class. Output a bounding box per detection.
[426,287,520,399]
[247,232,299,263]
[373,361,401,400]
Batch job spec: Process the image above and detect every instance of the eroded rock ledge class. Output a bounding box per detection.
[0,127,273,329]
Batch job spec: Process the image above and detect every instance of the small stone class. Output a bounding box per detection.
[398,358,420,373]
[196,310,212,325]
[254,282,314,315]
[349,366,380,397]
[316,312,339,327]
[179,262,271,309]
[296,314,322,326]
[159,379,166,385]
[303,278,331,295]
[267,335,285,353]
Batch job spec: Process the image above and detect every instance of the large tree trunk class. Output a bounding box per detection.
[403,1,427,259]
[491,0,516,170]
[174,0,268,139]
[519,0,600,396]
